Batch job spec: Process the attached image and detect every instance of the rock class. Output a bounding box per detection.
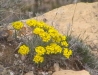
[54,63,60,71]
[0,30,9,40]
[24,71,34,75]
[52,70,90,75]
[0,29,13,42]
[21,55,26,61]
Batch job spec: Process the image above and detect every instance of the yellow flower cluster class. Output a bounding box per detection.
[60,35,67,41]
[26,19,52,29]
[46,43,62,54]
[63,48,72,59]
[35,46,46,55]
[33,43,62,63]
[26,19,67,43]
[48,28,59,37]
[33,28,51,42]
[18,45,30,55]
[29,19,73,63]
[40,32,51,42]
[61,41,68,47]
[33,54,44,64]
[33,27,45,35]
[26,19,37,27]
[12,19,73,64]
[37,21,46,28]
[12,21,24,30]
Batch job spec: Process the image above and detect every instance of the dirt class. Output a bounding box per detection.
[0,39,34,75]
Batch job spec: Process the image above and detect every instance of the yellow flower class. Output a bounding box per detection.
[50,43,62,54]
[68,49,72,55]
[52,36,61,43]
[40,32,51,42]
[26,19,37,27]
[46,45,54,54]
[54,45,62,54]
[33,55,44,63]
[37,21,46,28]
[33,27,45,35]
[18,45,30,55]
[61,41,69,47]
[45,43,62,54]
[12,21,24,30]
[44,25,53,30]
[48,28,59,37]
[33,27,51,42]
[60,35,67,41]
[35,46,46,55]
[63,48,72,59]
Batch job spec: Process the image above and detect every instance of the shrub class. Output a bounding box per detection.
[12,19,72,65]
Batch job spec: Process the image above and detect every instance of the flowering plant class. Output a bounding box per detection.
[12,19,72,64]
[12,21,24,30]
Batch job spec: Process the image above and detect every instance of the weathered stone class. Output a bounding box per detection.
[24,71,34,75]
[52,70,90,75]
[54,63,60,71]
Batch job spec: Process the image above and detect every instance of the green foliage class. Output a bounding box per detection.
[67,36,98,69]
